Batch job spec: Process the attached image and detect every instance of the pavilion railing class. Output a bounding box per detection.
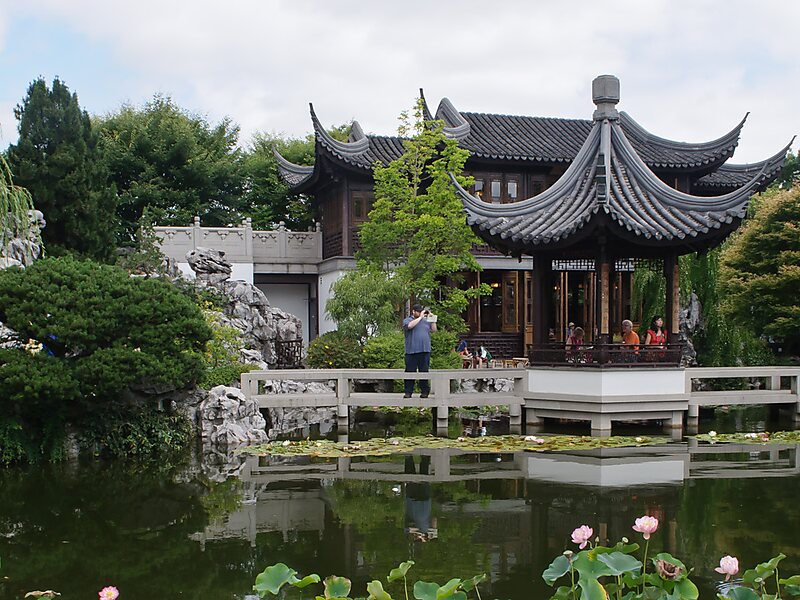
[528,342,684,368]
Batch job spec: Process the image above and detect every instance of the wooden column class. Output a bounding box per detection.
[532,255,548,344]
[598,259,610,340]
[664,255,680,337]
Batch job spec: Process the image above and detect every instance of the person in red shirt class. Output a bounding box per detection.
[644,315,667,361]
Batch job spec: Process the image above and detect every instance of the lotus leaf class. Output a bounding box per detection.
[460,574,487,592]
[578,577,607,600]
[387,561,415,583]
[324,576,352,599]
[254,563,298,597]
[367,580,392,600]
[542,555,571,586]
[597,552,642,576]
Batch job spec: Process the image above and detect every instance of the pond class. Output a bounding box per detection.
[1,407,799,600]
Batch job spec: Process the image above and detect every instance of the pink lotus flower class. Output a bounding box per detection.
[98,587,119,600]
[571,525,593,549]
[632,515,659,540]
[715,555,739,581]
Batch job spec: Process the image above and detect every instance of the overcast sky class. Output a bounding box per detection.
[0,0,797,163]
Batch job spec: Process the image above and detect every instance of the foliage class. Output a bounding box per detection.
[0,256,211,462]
[96,94,244,241]
[305,330,365,369]
[77,404,193,459]
[241,124,349,231]
[776,150,798,189]
[357,99,489,332]
[631,264,665,334]
[6,77,116,260]
[241,434,668,459]
[720,185,800,355]
[199,308,257,388]
[680,251,772,367]
[253,561,484,600]
[326,267,406,341]
[0,154,41,264]
[114,208,172,275]
[361,330,461,373]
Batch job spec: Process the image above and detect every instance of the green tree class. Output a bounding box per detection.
[6,77,116,259]
[96,95,244,241]
[720,186,800,354]
[326,267,406,341]
[357,100,488,331]
[777,150,798,188]
[241,124,351,231]
[0,256,211,460]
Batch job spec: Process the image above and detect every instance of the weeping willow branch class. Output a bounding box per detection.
[1,155,41,265]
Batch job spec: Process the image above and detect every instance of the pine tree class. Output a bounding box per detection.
[6,77,115,260]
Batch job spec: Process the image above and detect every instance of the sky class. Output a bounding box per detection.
[0,0,797,164]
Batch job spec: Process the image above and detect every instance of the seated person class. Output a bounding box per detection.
[620,319,640,362]
[456,340,474,367]
[565,326,587,362]
[477,345,492,367]
[644,315,667,361]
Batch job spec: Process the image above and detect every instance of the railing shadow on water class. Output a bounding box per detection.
[528,342,684,368]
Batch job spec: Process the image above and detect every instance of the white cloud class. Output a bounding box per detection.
[1,0,798,162]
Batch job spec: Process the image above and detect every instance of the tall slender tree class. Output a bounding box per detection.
[357,99,488,331]
[6,77,115,260]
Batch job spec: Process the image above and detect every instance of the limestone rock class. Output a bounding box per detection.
[199,385,268,446]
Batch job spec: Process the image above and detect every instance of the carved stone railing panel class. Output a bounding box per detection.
[155,219,322,263]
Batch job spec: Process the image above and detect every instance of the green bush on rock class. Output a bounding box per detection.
[0,256,211,462]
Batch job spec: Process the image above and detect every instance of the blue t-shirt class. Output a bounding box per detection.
[403,316,433,354]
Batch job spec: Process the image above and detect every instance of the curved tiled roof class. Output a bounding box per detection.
[453,116,772,256]
[619,112,744,169]
[273,148,314,187]
[311,103,405,170]
[694,139,794,192]
[275,95,785,197]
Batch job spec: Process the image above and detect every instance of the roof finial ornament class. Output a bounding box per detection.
[592,75,620,121]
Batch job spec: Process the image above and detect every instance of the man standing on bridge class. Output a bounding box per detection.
[403,303,437,398]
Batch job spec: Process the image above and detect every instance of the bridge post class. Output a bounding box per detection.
[509,403,522,434]
[337,376,350,433]
[434,373,449,436]
[792,374,800,423]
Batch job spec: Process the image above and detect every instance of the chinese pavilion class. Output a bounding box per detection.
[276,75,789,358]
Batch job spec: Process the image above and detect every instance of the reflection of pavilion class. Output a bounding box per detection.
[191,444,800,547]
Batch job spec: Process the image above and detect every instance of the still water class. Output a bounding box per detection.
[1,408,800,600]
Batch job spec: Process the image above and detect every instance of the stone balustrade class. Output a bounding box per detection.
[154,217,322,267]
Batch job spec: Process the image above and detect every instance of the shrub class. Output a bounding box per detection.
[199,309,258,388]
[363,330,462,370]
[78,405,194,459]
[306,331,364,369]
[0,256,211,462]
[363,331,405,368]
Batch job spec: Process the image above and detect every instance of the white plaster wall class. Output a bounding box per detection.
[528,368,685,396]
[524,455,686,487]
[318,269,349,335]
[257,283,309,348]
[174,262,253,284]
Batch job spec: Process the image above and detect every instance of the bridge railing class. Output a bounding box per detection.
[685,366,800,420]
[241,367,528,434]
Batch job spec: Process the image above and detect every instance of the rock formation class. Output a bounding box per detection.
[186,247,303,367]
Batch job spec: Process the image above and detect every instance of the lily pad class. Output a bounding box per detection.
[241,434,668,459]
[693,431,800,445]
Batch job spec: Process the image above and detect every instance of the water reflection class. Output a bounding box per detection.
[2,439,800,600]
